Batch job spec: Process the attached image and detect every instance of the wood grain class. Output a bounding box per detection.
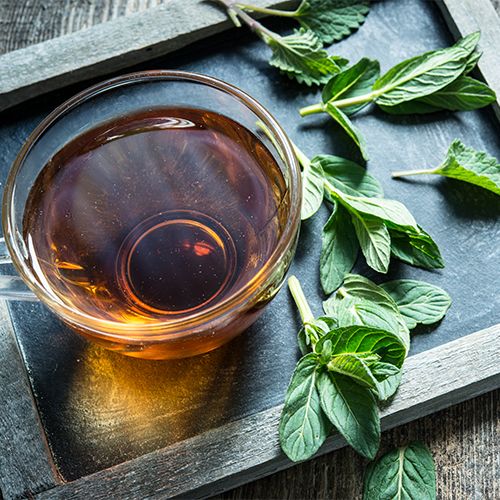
[0,0,297,113]
[0,0,172,55]
[0,300,58,500]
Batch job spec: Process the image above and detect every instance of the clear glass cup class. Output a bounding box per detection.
[0,70,301,359]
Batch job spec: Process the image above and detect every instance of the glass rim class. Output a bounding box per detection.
[2,69,302,341]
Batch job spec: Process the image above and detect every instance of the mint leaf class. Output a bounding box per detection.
[315,325,407,369]
[389,226,444,269]
[322,57,380,115]
[331,296,401,337]
[330,188,418,232]
[267,28,341,86]
[324,102,370,160]
[364,441,436,500]
[351,215,391,274]
[279,354,332,461]
[421,75,496,111]
[379,76,496,114]
[393,140,500,196]
[324,274,410,350]
[317,371,380,459]
[430,140,500,194]
[301,157,325,219]
[454,30,481,53]
[316,155,384,198]
[372,367,403,401]
[326,352,381,388]
[373,44,469,106]
[295,0,370,45]
[320,204,359,294]
[380,280,452,330]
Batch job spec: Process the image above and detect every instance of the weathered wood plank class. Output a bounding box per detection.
[435,0,500,120]
[0,300,58,500]
[0,0,172,54]
[0,0,297,114]
[32,323,500,499]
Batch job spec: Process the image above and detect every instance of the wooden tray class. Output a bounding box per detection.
[1,0,500,498]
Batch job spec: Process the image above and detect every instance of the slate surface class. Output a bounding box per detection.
[1,0,500,483]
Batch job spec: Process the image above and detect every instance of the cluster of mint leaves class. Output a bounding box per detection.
[213,1,499,498]
[280,274,451,463]
[214,0,369,85]
[299,31,496,160]
[296,146,444,294]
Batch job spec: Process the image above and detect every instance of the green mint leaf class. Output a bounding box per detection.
[330,188,419,232]
[267,28,341,86]
[320,339,334,363]
[378,99,443,115]
[379,279,452,330]
[317,371,380,459]
[320,204,359,294]
[393,140,500,196]
[324,274,410,350]
[279,353,332,461]
[301,157,326,219]
[453,30,481,54]
[322,57,380,115]
[316,155,384,199]
[379,76,496,114]
[452,31,482,74]
[364,441,437,500]
[295,0,370,45]
[389,226,444,269]
[373,44,469,107]
[370,361,400,381]
[416,75,495,111]
[351,215,391,274]
[298,326,312,355]
[374,368,403,401]
[315,324,407,369]
[463,51,481,74]
[330,295,401,338]
[324,102,370,160]
[432,140,500,195]
[326,353,380,388]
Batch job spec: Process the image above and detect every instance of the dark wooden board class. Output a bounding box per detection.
[1,0,500,499]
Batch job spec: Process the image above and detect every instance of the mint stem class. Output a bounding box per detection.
[214,0,280,43]
[299,91,379,117]
[299,103,326,116]
[288,276,315,324]
[234,2,300,17]
[392,168,436,178]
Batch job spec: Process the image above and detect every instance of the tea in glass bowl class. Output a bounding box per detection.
[3,71,301,359]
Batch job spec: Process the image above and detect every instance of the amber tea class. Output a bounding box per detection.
[22,107,287,326]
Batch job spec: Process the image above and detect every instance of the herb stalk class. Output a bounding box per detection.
[392,168,436,178]
[233,2,301,17]
[288,275,315,324]
[300,91,380,116]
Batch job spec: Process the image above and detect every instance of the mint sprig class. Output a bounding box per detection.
[300,32,496,157]
[296,146,444,294]
[392,139,500,196]
[233,0,370,45]
[214,0,365,85]
[280,275,450,463]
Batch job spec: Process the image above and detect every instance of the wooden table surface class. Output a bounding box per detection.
[2,1,500,499]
